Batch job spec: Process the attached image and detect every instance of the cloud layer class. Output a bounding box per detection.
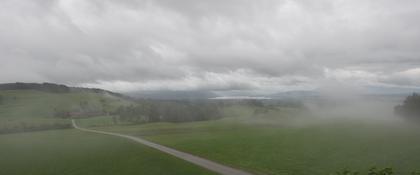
[1,0,420,93]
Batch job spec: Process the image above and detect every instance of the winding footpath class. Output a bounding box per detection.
[71,120,253,175]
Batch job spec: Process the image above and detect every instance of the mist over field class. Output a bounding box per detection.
[1,0,420,175]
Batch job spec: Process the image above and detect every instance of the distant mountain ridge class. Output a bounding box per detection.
[128,90,217,100]
[270,90,319,98]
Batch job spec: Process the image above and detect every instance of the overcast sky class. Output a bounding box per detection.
[1,0,420,94]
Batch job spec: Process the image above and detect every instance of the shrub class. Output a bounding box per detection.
[334,167,420,175]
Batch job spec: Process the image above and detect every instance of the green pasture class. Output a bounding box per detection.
[0,129,216,175]
[83,107,420,175]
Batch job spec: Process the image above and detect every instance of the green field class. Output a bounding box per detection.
[84,110,420,175]
[0,129,216,175]
[0,89,217,175]
[2,89,420,175]
[0,90,133,133]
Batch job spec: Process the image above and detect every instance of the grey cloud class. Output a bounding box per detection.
[0,0,420,93]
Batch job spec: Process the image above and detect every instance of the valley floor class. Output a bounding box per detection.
[84,116,420,175]
[72,120,252,175]
[3,109,420,175]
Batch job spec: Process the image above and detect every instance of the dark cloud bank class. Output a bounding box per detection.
[1,0,420,94]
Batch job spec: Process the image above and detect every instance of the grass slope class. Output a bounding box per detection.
[0,90,133,133]
[0,129,216,175]
[0,90,131,119]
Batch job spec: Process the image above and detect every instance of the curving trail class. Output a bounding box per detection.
[71,120,254,175]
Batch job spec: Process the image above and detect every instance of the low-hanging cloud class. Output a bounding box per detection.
[1,0,419,93]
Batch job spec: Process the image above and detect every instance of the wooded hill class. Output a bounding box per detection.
[0,82,126,98]
[0,83,133,134]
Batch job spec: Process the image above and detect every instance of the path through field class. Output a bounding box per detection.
[71,120,253,175]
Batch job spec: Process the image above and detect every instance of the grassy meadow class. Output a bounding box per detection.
[0,129,216,175]
[0,88,216,175]
[82,105,420,175]
[2,87,420,175]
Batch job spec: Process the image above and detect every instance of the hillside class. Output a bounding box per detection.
[0,83,134,134]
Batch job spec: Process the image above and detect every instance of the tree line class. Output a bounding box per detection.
[395,93,420,121]
[53,100,106,118]
[0,82,70,93]
[334,167,419,175]
[50,97,305,124]
[0,83,129,99]
[114,99,304,124]
[115,100,222,123]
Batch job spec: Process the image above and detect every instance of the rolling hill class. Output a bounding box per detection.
[0,83,134,134]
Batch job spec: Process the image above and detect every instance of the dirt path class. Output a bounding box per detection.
[71,120,254,175]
